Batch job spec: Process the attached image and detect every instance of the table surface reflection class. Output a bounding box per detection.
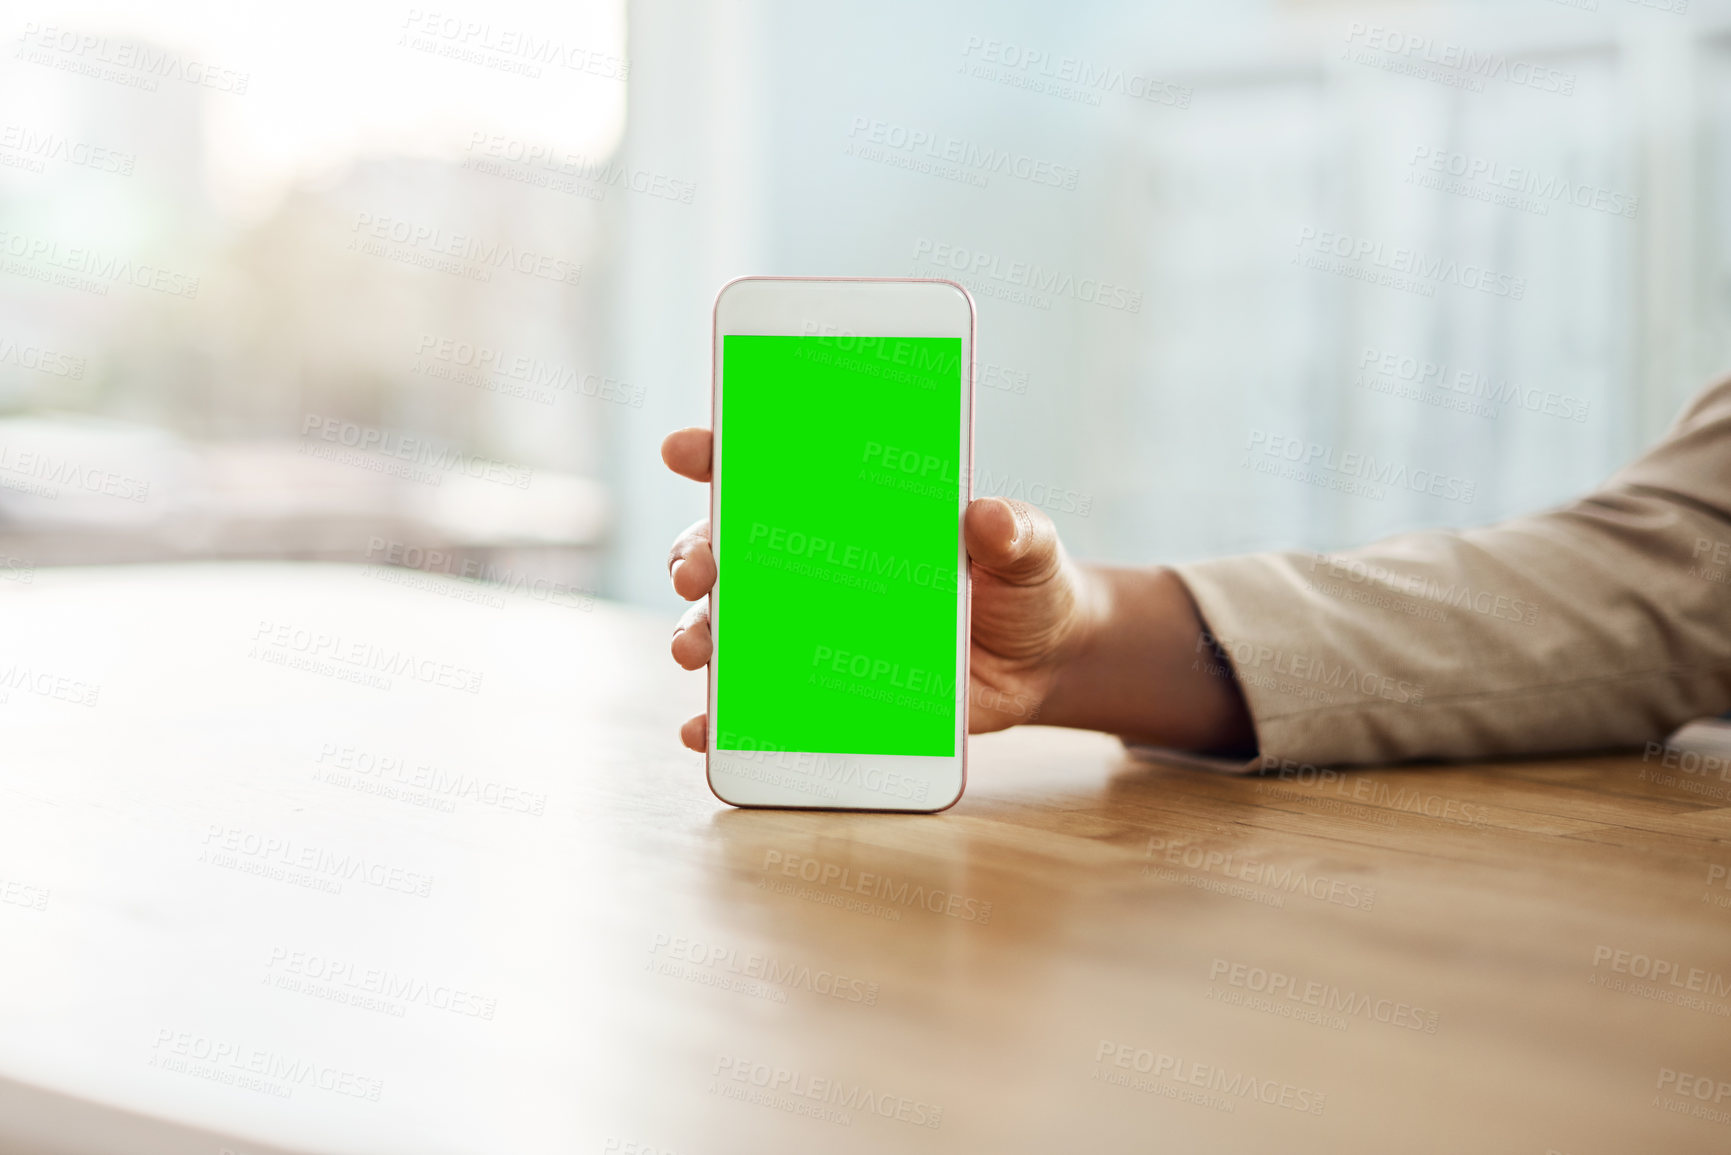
[1,563,1728,1155]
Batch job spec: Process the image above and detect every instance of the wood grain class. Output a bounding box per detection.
[0,563,1726,1154]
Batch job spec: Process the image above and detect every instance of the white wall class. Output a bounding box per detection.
[607,0,1731,609]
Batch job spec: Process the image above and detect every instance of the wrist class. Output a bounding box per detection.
[1037,564,1255,754]
[1035,561,1116,730]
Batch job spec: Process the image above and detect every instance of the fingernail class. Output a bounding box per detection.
[670,558,686,586]
[673,626,685,639]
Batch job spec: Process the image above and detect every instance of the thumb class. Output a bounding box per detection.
[964,498,1062,585]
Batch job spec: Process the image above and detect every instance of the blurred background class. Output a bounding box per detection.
[3,0,1730,613]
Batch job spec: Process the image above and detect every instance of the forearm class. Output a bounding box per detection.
[1168,375,1731,767]
[1039,564,1255,754]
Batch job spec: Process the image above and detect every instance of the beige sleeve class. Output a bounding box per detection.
[1172,375,1731,767]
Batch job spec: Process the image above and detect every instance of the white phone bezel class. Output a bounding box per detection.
[707,276,975,812]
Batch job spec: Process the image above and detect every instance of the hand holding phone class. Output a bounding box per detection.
[666,280,1256,794]
[664,277,1105,811]
[665,436,1083,742]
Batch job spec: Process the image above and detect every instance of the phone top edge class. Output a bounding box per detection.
[713,276,976,318]
[715,275,975,287]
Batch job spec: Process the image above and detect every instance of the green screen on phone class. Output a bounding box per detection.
[716,333,963,758]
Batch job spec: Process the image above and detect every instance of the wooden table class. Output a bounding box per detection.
[1,563,1728,1154]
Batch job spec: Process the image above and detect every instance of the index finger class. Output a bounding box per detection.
[661,427,713,483]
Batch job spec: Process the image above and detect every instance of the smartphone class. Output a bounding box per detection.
[707,277,975,811]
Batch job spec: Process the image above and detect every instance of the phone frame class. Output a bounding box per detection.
[707,276,976,812]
